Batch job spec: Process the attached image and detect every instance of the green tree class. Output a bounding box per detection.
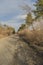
[26,13,35,30]
[26,13,33,26]
[7,26,15,35]
[18,24,26,31]
[34,0,43,18]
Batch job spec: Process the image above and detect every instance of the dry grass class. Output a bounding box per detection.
[18,29,43,51]
[0,25,15,38]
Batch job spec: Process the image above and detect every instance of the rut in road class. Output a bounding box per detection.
[0,34,43,65]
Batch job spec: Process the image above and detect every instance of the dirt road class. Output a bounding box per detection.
[0,34,43,65]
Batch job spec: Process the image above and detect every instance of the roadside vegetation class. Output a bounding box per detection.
[18,0,43,51]
[0,24,15,38]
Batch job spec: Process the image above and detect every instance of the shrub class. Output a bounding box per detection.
[18,29,43,48]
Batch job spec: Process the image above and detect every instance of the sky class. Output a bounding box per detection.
[0,0,36,31]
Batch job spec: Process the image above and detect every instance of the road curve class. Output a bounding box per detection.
[0,34,20,65]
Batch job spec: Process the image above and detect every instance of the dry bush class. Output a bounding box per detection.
[18,29,43,48]
[0,25,15,38]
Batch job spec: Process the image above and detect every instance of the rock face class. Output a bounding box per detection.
[0,34,43,65]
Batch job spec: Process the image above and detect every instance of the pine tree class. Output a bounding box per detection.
[18,24,26,31]
[26,13,35,30]
[34,0,43,18]
[26,13,33,26]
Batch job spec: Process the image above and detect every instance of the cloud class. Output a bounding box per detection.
[0,0,35,16]
[16,14,27,19]
[0,0,17,15]
[0,0,36,31]
[0,15,25,31]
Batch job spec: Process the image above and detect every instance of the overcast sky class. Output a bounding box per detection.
[0,0,36,31]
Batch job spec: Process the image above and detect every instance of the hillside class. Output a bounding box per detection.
[0,34,43,65]
[0,25,15,38]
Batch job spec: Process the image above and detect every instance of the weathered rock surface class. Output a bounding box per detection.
[0,34,43,65]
